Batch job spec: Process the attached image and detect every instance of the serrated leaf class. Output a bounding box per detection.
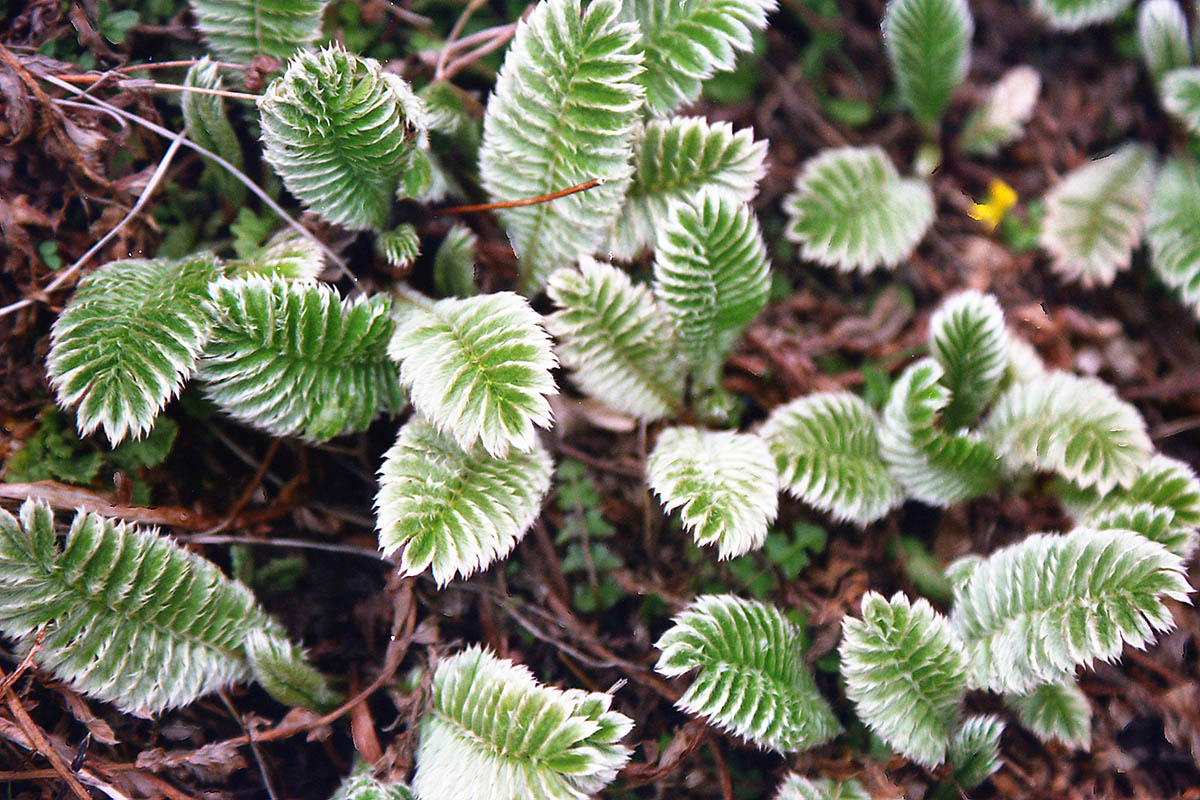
[246,628,342,711]
[1139,0,1192,84]
[983,370,1151,493]
[413,646,632,800]
[879,358,1002,506]
[783,146,935,273]
[375,416,553,586]
[647,427,778,559]
[1163,67,1200,133]
[389,292,556,457]
[432,224,478,297]
[545,257,686,420]
[189,0,326,63]
[840,591,968,768]
[950,528,1191,694]
[1148,157,1200,317]
[259,46,427,230]
[606,116,767,260]
[1032,0,1134,30]
[929,290,1010,430]
[948,715,1005,789]
[653,190,770,378]
[882,0,973,128]
[0,500,323,715]
[182,57,246,205]
[759,392,904,525]
[228,228,325,281]
[198,277,404,442]
[376,224,421,269]
[48,253,223,445]
[1038,144,1156,287]
[960,66,1041,157]
[1005,680,1092,750]
[619,0,777,115]
[330,760,413,800]
[773,775,870,800]
[655,594,840,753]
[479,0,644,293]
[1088,503,1198,560]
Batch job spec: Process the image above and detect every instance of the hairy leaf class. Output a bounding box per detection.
[948,715,1005,789]
[879,359,1002,506]
[653,190,770,378]
[619,0,777,115]
[259,46,427,230]
[1032,0,1134,30]
[182,57,245,205]
[783,146,935,273]
[983,370,1151,493]
[479,0,644,293]
[48,254,222,445]
[882,0,973,128]
[950,528,1191,694]
[1163,67,1200,133]
[245,628,342,711]
[375,417,553,586]
[960,65,1041,157]
[773,775,870,800]
[1148,157,1200,318]
[759,392,904,525]
[376,224,421,269]
[0,500,324,715]
[1039,144,1156,287]
[389,292,556,457]
[1139,0,1192,84]
[198,277,404,442]
[1087,503,1198,560]
[413,646,632,800]
[331,760,413,800]
[432,224,478,297]
[545,257,685,420]
[647,427,778,559]
[607,116,767,260]
[929,290,1010,430]
[655,594,840,752]
[189,0,325,62]
[228,228,325,281]
[1006,680,1092,750]
[840,591,969,768]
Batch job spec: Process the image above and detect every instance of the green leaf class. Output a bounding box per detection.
[783,146,935,273]
[655,594,840,753]
[182,57,246,206]
[376,223,421,269]
[246,628,342,711]
[1006,680,1092,750]
[950,528,1190,694]
[773,775,870,800]
[1038,143,1156,287]
[960,65,1041,157]
[389,292,556,457]
[48,254,223,445]
[545,257,686,420]
[929,290,1010,430]
[840,591,969,768]
[619,0,777,115]
[198,277,404,441]
[189,0,326,63]
[1032,0,1134,30]
[1138,0,1191,84]
[882,0,973,128]
[948,715,1005,789]
[330,760,413,800]
[879,358,1002,506]
[607,116,767,260]
[1148,157,1200,317]
[1162,67,1200,134]
[259,45,427,230]
[983,370,1152,493]
[652,190,770,379]
[647,427,779,559]
[760,392,903,525]
[432,225,478,298]
[479,0,644,293]
[375,416,553,586]
[0,500,326,715]
[3,408,103,485]
[228,228,325,281]
[413,646,633,800]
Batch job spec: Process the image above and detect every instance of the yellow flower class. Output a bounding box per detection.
[968,178,1018,232]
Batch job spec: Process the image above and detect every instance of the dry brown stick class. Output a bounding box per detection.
[0,666,92,800]
[0,628,45,697]
[706,735,735,800]
[434,177,605,215]
[0,482,217,529]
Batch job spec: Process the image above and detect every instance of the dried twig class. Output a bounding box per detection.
[435,176,605,215]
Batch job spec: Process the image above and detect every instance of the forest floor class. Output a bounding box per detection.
[2,0,1200,798]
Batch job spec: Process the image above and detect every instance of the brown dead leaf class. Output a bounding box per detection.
[59,690,119,745]
[136,741,248,781]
